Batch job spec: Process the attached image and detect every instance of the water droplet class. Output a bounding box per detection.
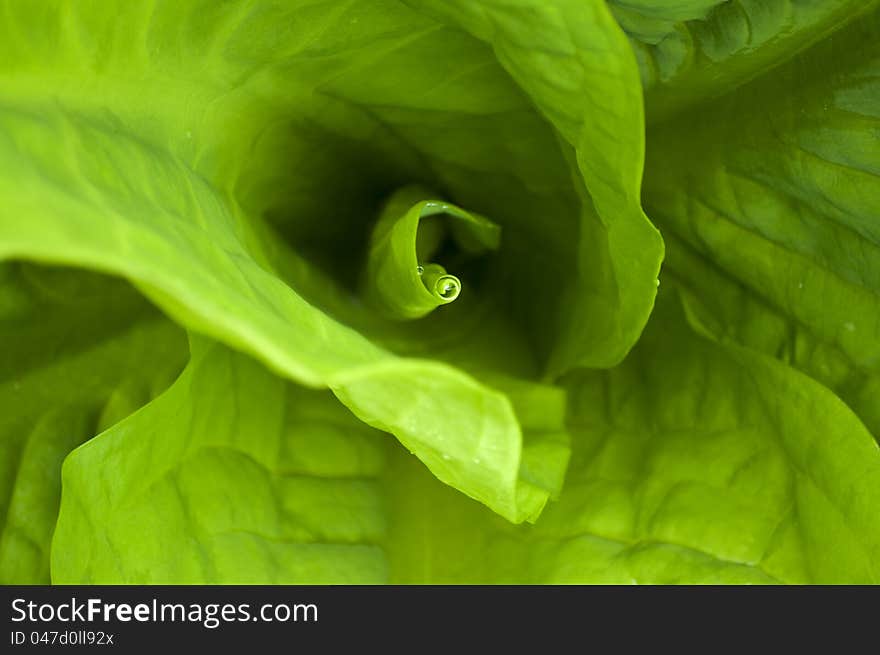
[473,457,481,465]
[417,265,424,275]
[185,130,192,139]
[655,279,660,287]
[797,282,804,289]
[441,454,451,461]
[844,322,856,332]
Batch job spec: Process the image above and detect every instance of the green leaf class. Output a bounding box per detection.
[609,0,880,121]
[332,360,566,523]
[409,0,664,373]
[385,291,880,583]
[53,334,570,582]
[52,339,390,584]
[0,263,187,583]
[643,10,880,437]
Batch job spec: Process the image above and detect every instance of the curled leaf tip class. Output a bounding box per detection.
[420,263,461,303]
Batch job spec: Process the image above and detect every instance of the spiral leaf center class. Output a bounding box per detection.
[362,186,500,320]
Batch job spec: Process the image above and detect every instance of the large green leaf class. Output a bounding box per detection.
[384,291,880,583]
[0,263,187,583]
[52,335,569,583]
[52,338,389,583]
[643,10,880,436]
[409,0,664,374]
